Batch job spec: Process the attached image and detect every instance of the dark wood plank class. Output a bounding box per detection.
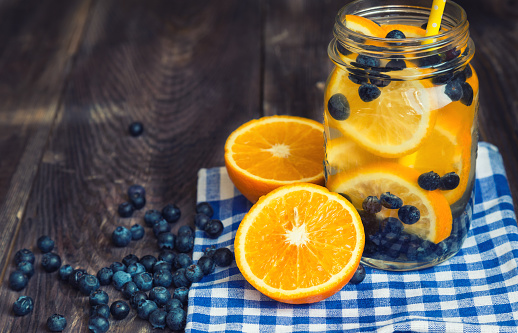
[0,0,92,289]
[1,0,262,331]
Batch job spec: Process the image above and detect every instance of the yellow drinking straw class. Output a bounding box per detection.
[424,0,446,43]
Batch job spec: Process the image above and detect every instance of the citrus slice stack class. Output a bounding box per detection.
[325,67,438,158]
[327,163,452,243]
[224,116,325,203]
[234,183,365,304]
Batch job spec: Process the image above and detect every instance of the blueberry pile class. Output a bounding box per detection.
[8,186,233,332]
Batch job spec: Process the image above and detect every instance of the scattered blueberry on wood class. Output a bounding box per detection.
[110,300,130,320]
[9,270,28,291]
[12,296,34,316]
[88,315,110,333]
[117,201,134,217]
[37,235,55,253]
[149,308,168,329]
[41,252,62,273]
[46,313,67,332]
[132,272,153,292]
[128,121,144,137]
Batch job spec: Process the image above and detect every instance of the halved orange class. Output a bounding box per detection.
[343,15,386,38]
[325,67,438,158]
[234,183,365,304]
[327,163,452,243]
[382,24,427,38]
[224,116,325,203]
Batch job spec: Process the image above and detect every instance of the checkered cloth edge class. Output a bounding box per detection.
[186,142,518,333]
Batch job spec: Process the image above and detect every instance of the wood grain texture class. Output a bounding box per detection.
[0,0,261,331]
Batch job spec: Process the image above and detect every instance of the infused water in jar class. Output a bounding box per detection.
[323,0,478,270]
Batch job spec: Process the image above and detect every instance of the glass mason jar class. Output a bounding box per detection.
[323,0,478,271]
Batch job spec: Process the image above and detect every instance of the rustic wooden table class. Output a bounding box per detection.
[0,0,516,331]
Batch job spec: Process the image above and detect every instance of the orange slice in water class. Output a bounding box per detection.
[234,183,365,304]
[224,116,324,203]
[344,15,386,38]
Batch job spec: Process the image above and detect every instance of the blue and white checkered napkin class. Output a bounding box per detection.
[186,142,518,333]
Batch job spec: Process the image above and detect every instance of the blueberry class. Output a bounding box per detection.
[133,272,153,291]
[444,47,461,61]
[126,262,146,276]
[96,267,113,286]
[41,252,62,273]
[128,184,145,197]
[172,268,191,288]
[130,194,146,210]
[88,316,110,333]
[68,268,87,289]
[162,204,181,223]
[196,202,214,217]
[463,65,473,79]
[110,261,126,273]
[144,209,163,227]
[349,264,366,284]
[139,255,158,272]
[14,249,35,265]
[153,219,171,237]
[9,270,28,291]
[112,271,132,290]
[205,219,224,238]
[175,234,194,253]
[358,84,381,102]
[137,299,158,320]
[157,232,176,250]
[149,286,171,307]
[327,93,351,121]
[130,290,148,309]
[152,260,173,273]
[17,261,34,279]
[355,55,380,68]
[336,41,351,56]
[157,249,175,265]
[385,29,405,39]
[37,235,55,253]
[130,224,145,240]
[90,304,110,319]
[165,298,183,312]
[203,246,217,258]
[348,73,368,85]
[432,71,454,85]
[112,226,132,247]
[89,290,109,306]
[185,264,204,283]
[178,225,194,237]
[121,281,140,299]
[78,274,100,295]
[117,201,134,217]
[149,309,168,329]
[440,172,460,190]
[385,59,406,70]
[418,55,442,67]
[445,79,463,101]
[369,77,390,88]
[380,217,403,237]
[362,196,382,214]
[128,121,144,137]
[174,253,193,269]
[194,213,211,230]
[46,313,67,332]
[418,171,440,191]
[398,205,421,224]
[460,82,473,106]
[166,308,187,331]
[110,300,130,320]
[153,269,173,288]
[122,253,140,267]
[173,286,189,305]
[213,248,234,267]
[13,296,33,316]
[59,264,74,282]
[380,192,403,209]
[197,256,216,276]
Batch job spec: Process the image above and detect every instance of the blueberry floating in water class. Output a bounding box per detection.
[418,171,440,191]
[336,41,351,56]
[362,196,382,214]
[348,73,368,85]
[460,82,473,106]
[385,29,406,39]
[327,93,350,121]
[380,192,403,209]
[385,59,406,71]
[432,71,454,85]
[463,65,473,79]
[380,217,403,237]
[440,172,460,190]
[444,47,461,61]
[445,79,463,102]
[418,55,442,68]
[398,205,421,225]
[355,55,381,68]
[358,84,381,102]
